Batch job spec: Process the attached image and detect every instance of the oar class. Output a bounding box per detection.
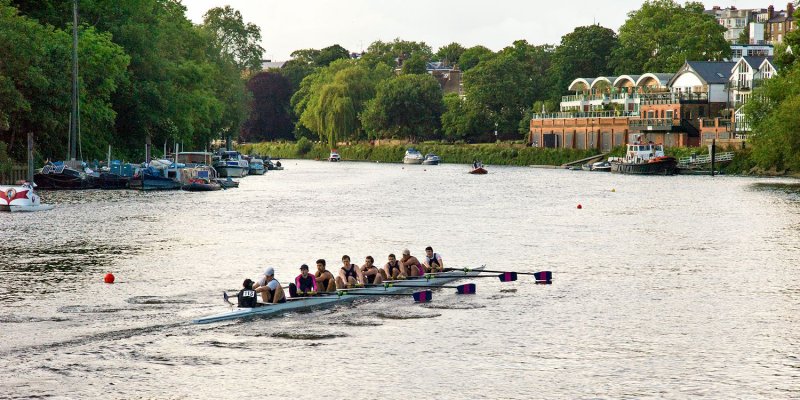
[335,289,433,303]
[383,283,477,294]
[446,268,552,283]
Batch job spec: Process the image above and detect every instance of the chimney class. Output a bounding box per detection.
[768,5,774,19]
[788,3,795,17]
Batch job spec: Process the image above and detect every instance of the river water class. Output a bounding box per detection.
[1,160,799,399]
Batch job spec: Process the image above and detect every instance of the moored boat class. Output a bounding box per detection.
[403,148,424,164]
[610,143,677,175]
[266,158,283,170]
[0,182,54,212]
[422,153,441,165]
[129,160,182,191]
[33,163,95,190]
[213,177,239,189]
[329,151,341,162]
[213,150,249,178]
[181,166,221,191]
[248,159,266,175]
[193,267,484,324]
[591,161,611,172]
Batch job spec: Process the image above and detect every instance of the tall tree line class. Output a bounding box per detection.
[0,0,262,162]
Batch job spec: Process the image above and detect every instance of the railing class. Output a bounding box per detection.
[532,111,638,120]
[561,95,585,103]
[0,165,28,184]
[678,152,736,167]
[640,92,709,105]
[700,118,732,128]
[627,118,674,131]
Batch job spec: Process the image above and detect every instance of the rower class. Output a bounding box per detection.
[399,249,423,277]
[314,259,336,292]
[423,246,444,273]
[289,264,318,298]
[360,256,383,285]
[384,253,405,280]
[336,255,362,289]
[237,278,258,308]
[253,267,286,304]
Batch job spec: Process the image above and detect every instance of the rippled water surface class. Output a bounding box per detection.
[2,160,799,399]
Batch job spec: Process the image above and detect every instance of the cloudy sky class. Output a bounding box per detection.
[184,0,778,60]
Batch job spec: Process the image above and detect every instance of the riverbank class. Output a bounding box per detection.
[238,141,769,175]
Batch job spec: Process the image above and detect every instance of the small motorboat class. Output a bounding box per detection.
[248,159,266,175]
[213,177,239,189]
[469,162,488,174]
[181,167,221,191]
[403,148,424,164]
[266,159,284,170]
[0,182,54,212]
[422,153,441,165]
[591,161,611,172]
[213,150,249,178]
[329,151,341,162]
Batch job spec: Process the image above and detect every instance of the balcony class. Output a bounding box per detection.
[640,92,709,105]
[532,111,638,120]
[627,118,674,131]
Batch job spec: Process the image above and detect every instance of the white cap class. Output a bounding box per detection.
[402,249,410,256]
[264,267,275,276]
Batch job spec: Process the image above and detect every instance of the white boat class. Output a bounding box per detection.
[213,150,249,177]
[0,182,54,212]
[591,161,611,172]
[329,151,341,162]
[422,153,441,165]
[403,148,424,164]
[248,159,266,175]
[193,266,484,324]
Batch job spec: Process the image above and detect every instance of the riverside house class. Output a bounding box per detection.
[529,59,779,150]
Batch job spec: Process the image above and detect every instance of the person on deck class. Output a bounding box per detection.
[315,259,336,292]
[384,253,405,280]
[253,267,286,304]
[237,278,258,308]
[289,264,318,298]
[360,256,383,285]
[336,255,363,289]
[399,249,423,277]
[423,246,444,273]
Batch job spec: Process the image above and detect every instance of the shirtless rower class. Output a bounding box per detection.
[336,255,362,289]
[314,259,336,292]
[360,256,383,285]
[252,267,286,304]
[423,246,444,273]
[399,249,423,277]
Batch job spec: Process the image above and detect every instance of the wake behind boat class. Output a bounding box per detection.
[193,266,485,324]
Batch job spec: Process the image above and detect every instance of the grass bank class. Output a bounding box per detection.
[238,141,601,167]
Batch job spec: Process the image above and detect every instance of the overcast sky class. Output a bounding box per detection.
[184,0,778,60]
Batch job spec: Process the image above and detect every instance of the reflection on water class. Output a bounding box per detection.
[1,161,799,398]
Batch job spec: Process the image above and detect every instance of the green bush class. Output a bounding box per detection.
[295,137,312,155]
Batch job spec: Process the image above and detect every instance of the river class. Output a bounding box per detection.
[1,160,799,399]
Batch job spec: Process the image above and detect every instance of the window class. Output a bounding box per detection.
[666,110,674,119]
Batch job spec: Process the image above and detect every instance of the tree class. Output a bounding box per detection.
[462,53,529,139]
[436,42,466,66]
[500,40,556,104]
[458,45,495,71]
[316,45,351,67]
[738,24,750,44]
[744,62,800,171]
[401,53,427,75]
[611,0,728,74]
[202,6,264,72]
[361,74,444,142]
[360,39,433,68]
[549,25,618,97]
[441,93,492,142]
[242,71,293,142]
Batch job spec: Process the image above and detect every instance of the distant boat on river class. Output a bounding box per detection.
[610,143,677,175]
[403,148,424,164]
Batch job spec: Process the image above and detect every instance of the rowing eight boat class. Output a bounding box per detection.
[192,266,485,324]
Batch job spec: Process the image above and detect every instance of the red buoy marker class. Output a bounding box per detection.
[104,273,115,284]
[577,204,583,209]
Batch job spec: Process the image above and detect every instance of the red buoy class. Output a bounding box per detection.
[104,273,115,284]
[577,204,583,209]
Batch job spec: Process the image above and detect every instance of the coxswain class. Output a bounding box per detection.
[399,249,423,277]
[360,256,383,285]
[384,253,404,280]
[289,264,318,297]
[336,255,362,289]
[314,259,336,292]
[253,267,286,304]
[237,278,259,308]
[423,246,444,273]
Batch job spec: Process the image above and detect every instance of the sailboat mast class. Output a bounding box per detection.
[69,0,79,161]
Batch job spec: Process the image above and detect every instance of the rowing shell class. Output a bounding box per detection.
[192,266,484,324]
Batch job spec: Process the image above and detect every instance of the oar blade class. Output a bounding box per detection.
[498,272,518,282]
[534,271,553,284]
[223,292,234,306]
[413,290,433,303]
[456,283,477,294]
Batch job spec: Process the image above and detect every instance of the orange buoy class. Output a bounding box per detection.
[104,273,115,284]
[577,204,583,209]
